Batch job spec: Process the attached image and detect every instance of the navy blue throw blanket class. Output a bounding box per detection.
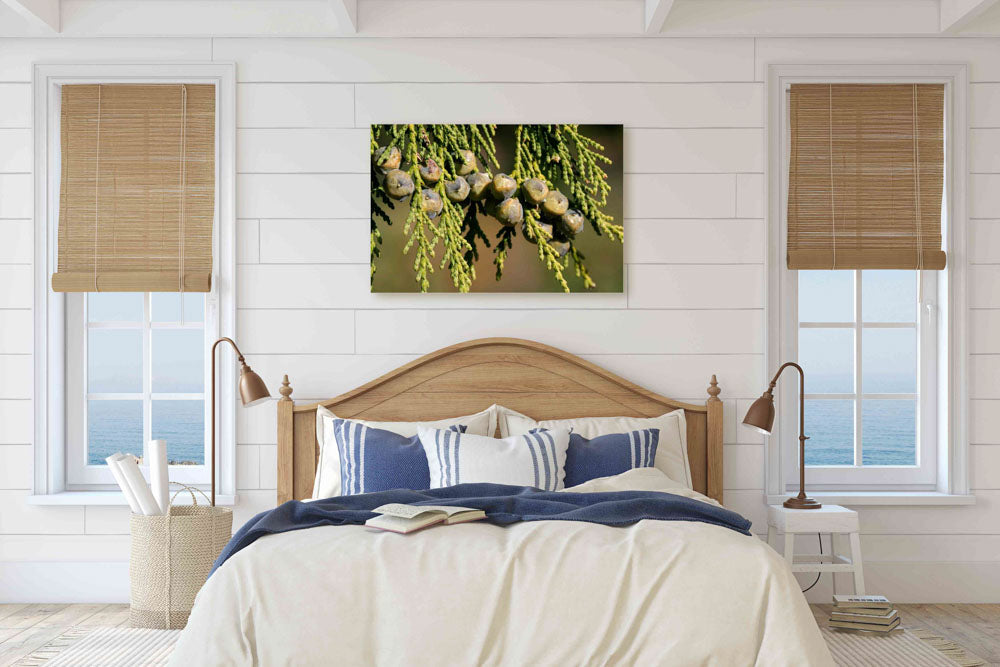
[211,483,751,576]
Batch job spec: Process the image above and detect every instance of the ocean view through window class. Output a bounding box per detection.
[84,292,207,467]
[798,270,920,467]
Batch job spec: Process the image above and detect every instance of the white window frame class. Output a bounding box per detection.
[765,63,971,504]
[31,62,237,503]
[788,270,936,487]
[65,292,210,488]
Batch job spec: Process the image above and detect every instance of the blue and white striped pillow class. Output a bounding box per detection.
[562,428,660,487]
[333,419,465,496]
[417,427,571,491]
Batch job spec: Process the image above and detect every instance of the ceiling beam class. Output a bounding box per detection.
[939,0,1000,32]
[1,0,59,31]
[644,0,675,33]
[329,0,357,33]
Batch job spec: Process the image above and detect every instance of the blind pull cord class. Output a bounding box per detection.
[828,84,837,270]
[913,85,925,283]
[93,85,102,292]
[178,85,188,294]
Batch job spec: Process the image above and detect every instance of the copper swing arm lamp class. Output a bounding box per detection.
[211,337,271,507]
[743,362,821,510]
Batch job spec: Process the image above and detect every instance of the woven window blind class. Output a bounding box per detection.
[52,84,216,292]
[787,83,946,270]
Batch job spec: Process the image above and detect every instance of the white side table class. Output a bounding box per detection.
[766,504,865,594]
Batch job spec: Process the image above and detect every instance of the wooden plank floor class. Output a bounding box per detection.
[0,604,129,667]
[812,603,1000,665]
[0,603,996,665]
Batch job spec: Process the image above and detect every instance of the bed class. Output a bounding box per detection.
[171,338,832,666]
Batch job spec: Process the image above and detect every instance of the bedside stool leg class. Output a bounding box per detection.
[784,532,795,567]
[766,525,775,549]
[830,534,837,597]
[849,532,866,594]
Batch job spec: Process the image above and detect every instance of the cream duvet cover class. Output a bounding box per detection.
[171,469,832,666]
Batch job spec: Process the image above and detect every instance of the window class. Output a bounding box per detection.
[65,292,210,487]
[792,269,937,486]
[32,63,236,501]
[765,64,969,500]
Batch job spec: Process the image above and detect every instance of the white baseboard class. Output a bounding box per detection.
[0,561,129,603]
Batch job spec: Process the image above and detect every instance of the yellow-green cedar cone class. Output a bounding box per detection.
[456,150,477,176]
[383,169,415,200]
[549,239,571,257]
[491,173,518,200]
[494,198,524,226]
[521,178,549,205]
[542,190,569,217]
[444,176,471,202]
[420,188,443,218]
[419,159,443,185]
[555,209,585,238]
[467,172,492,201]
[374,145,401,174]
[521,220,553,245]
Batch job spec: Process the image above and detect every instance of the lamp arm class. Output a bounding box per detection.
[210,337,243,507]
[768,361,807,442]
[212,336,245,363]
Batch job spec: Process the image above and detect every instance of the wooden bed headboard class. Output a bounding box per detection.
[277,338,723,504]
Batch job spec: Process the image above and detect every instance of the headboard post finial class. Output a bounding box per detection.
[707,374,721,402]
[279,374,293,402]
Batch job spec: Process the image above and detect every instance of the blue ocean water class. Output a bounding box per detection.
[804,399,916,466]
[88,400,205,465]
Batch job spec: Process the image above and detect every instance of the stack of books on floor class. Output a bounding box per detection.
[829,595,901,634]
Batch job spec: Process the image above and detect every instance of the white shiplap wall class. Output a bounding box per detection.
[0,35,998,603]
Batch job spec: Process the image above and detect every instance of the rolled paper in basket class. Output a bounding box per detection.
[149,440,170,515]
[117,454,162,516]
[106,453,142,514]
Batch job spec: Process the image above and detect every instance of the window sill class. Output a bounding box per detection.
[766,492,975,507]
[25,492,238,507]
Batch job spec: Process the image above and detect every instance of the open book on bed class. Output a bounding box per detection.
[365,503,486,534]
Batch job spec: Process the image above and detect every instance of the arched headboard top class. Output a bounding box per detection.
[277,338,723,503]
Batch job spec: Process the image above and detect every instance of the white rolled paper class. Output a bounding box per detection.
[149,439,170,515]
[106,453,142,514]
[117,453,162,516]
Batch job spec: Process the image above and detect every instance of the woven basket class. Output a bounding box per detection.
[129,485,232,629]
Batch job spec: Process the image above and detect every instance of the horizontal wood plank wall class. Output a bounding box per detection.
[0,36,999,602]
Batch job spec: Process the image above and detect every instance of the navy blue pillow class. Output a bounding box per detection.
[332,419,465,495]
[562,428,660,487]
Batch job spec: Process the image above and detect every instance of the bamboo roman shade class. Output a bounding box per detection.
[53,84,216,292]
[787,83,946,270]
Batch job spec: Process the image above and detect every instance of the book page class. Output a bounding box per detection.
[373,503,480,518]
[372,503,443,519]
[413,505,480,517]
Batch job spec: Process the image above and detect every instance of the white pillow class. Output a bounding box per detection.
[313,405,497,498]
[563,468,720,507]
[562,467,685,494]
[497,406,692,489]
[418,427,571,491]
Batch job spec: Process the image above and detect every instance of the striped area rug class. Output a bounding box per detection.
[822,626,986,666]
[16,624,988,666]
[15,627,181,666]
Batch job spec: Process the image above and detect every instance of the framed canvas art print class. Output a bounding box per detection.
[370,124,623,293]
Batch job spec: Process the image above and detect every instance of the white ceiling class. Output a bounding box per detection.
[3,0,1000,37]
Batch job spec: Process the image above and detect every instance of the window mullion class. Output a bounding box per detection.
[854,270,863,467]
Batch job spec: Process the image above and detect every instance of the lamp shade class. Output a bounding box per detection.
[238,363,271,407]
[742,392,775,435]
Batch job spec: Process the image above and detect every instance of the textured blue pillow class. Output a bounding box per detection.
[562,428,660,487]
[332,419,465,495]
